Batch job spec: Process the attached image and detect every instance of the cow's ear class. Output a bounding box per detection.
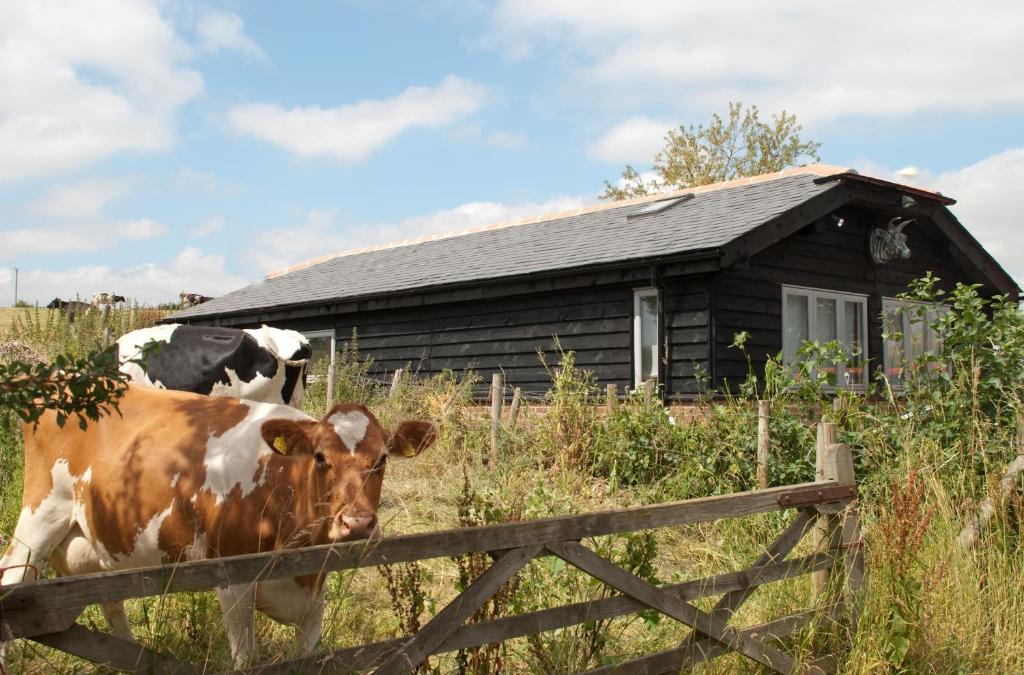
[261,420,314,456]
[386,420,437,459]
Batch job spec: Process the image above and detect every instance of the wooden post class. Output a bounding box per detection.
[488,373,504,467]
[508,387,522,429]
[756,401,770,489]
[389,368,404,399]
[605,384,617,415]
[811,422,839,599]
[643,378,656,404]
[814,440,861,627]
[326,354,336,404]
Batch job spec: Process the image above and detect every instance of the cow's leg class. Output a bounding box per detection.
[255,577,325,655]
[0,500,74,586]
[49,527,134,641]
[216,583,259,667]
[0,497,73,671]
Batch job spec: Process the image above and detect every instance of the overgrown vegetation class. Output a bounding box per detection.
[3,281,1024,673]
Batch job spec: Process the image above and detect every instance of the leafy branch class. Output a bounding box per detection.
[0,346,130,429]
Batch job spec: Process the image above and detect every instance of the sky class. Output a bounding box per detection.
[2,0,1023,305]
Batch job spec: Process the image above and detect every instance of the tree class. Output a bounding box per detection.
[601,102,821,200]
[0,346,130,429]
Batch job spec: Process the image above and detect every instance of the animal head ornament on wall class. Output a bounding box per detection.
[869,216,915,265]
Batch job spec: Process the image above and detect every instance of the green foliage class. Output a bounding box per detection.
[601,102,821,200]
[0,346,129,429]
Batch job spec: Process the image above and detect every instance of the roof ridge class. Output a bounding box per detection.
[265,163,853,279]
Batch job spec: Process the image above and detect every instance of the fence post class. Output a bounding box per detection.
[508,387,522,429]
[756,400,770,489]
[605,384,617,415]
[813,430,862,629]
[488,372,504,467]
[812,422,838,599]
[643,378,655,404]
[389,368,404,399]
[326,355,336,404]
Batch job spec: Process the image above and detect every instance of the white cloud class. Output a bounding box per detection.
[854,149,1024,282]
[0,0,203,182]
[245,195,587,274]
[14,247,247,306]
[227,75,488,162]
[191,215,225,237]
[26,176,135,218]
[589,116,670,164]
[482,2,1024,123]
[0,220,167,260]
[196,9,265,60]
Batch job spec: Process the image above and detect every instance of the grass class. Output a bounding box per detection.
[3,297,1024,673]
[0,307,56,332]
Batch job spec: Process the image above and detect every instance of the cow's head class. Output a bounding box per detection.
[261,403,436,541]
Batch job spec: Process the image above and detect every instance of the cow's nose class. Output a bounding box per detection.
[332,511,378,541]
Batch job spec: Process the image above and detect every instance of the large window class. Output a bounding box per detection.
[782,286,868,387]
[633,288,660,387]
[882,299,948,388]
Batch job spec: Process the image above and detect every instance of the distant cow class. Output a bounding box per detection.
[117,324,313,408]
[45,298,93,321]
[90,292,125,307]
[180,291,213,308]
[0,386,437,667]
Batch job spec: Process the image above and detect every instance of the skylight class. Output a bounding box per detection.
[627,193,694,218]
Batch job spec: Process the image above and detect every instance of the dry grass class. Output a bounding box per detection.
[0,307,56,331]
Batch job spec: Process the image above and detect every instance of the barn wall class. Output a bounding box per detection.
[712,206,993,391]
[236,270,714,399]
[663,275,711,398]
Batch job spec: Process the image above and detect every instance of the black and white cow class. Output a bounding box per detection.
[116,324,313,408]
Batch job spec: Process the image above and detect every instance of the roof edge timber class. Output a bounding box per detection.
[266,164,861,280]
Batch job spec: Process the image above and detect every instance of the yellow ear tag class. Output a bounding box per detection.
[402,441,417,458]
[273,435,289,454]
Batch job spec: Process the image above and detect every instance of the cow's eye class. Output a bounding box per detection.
[314,451,329,468]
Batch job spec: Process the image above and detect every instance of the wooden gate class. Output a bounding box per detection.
[1,439,861,674]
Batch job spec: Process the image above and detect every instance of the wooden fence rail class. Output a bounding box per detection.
[1,444,861,675]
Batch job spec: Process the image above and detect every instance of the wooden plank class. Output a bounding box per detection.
[250,552,833,674]
[675,509,815,658]
[546,542,796,673]
[1,480,854,639]
[30,624,199,674]
[582,609,821,675]
[373,545,542,675]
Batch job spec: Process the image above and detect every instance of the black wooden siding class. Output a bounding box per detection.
[711,206,992,391]
[270,282,636,396]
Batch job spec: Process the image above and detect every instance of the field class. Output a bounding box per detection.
[0,307,56,332]
[3,287,1024,673]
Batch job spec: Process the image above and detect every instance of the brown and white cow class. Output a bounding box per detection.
[0,386,436,666]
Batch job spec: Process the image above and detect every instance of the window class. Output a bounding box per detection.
[882,299,948,388]
[782,286,868,387]
[303,330,336,400]
[633,288,660,387]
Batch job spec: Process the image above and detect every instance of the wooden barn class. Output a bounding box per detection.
[171,164,1018,399]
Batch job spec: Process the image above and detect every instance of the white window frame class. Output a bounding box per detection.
[881,298,949,388]
[633,288,660,388]
[303,329,337,401]
[781,285,869,388]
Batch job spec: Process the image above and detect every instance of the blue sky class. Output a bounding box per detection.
[2,1,1023,305]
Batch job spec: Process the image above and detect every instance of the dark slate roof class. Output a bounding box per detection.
[172,171,843,320]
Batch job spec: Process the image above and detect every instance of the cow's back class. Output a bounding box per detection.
[116,324,311,407]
